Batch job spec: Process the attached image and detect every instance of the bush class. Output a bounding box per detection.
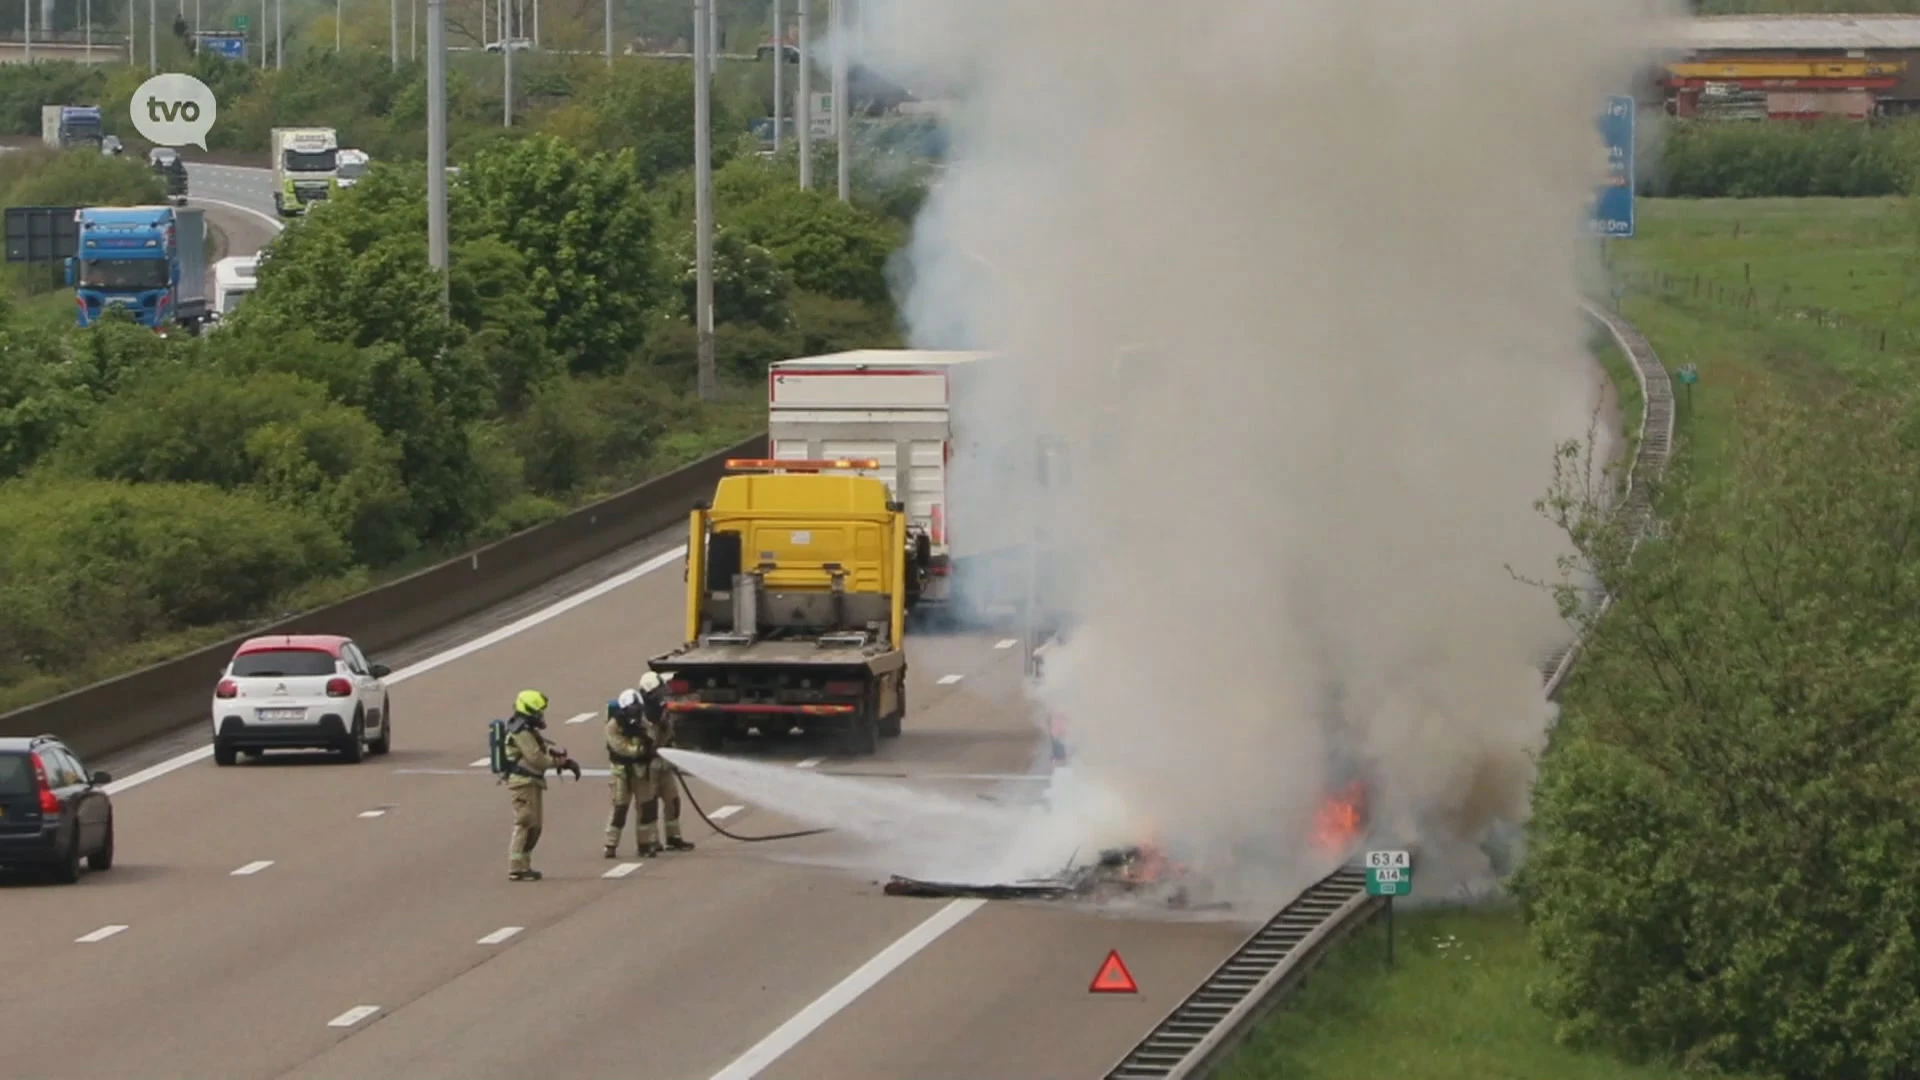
[1647,117,1915,198]
[44,368,416,565]
[0,479,347,682]
[1514,391,1920,1078]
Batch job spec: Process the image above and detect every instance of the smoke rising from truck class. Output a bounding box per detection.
[850,0,1676,908]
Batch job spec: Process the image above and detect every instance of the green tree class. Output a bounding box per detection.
[1513,390,1920,1079]
[675,224,793,330]
[729,184,903,305]
[462,134,658,372]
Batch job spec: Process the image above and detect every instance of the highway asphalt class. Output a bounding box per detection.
[4,165,1266,1080]
[186,161,283,274]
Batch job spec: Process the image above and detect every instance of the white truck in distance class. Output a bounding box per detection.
[270,127,340,217]
[767,349,1049,626]
[212,255,258,321]
[336,148,370,188]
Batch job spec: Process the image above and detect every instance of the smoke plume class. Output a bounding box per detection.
[841,0,1677,909]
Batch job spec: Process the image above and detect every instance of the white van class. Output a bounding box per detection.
[212,256,259,321]
[337,148,370,188]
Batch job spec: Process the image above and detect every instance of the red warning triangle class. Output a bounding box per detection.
[1089,949,1138,994]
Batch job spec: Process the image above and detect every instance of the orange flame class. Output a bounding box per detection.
[1311,781,1366,855]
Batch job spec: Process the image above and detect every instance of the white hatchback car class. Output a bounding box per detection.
[211,635,393,766]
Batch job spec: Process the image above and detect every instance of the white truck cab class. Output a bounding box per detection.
[212,256,259,321]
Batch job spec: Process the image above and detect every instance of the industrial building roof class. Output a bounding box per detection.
[1678,14,1920,51]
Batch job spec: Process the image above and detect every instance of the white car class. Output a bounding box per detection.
[211,634,393,765]
[337,148,369,188]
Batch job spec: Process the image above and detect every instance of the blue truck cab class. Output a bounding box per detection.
[66,206,211,334]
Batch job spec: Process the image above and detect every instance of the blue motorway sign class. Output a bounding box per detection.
[196,32,248,60]
[1592,94,1635,238]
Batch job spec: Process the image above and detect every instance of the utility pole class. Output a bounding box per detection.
[532,0,538,49]
[412,0,417,60]
[336,0,341,51]
[391,0,398,68]
[693,0,715,401]
[84,0,91,64]
[708,0,717,66]
[149,0,156,68]
[275,0,283,69]
[501,0,513,125]
[23,0,31,65]
[427,0,448,309]
[797,0,811,188]
[832,0,848,201]
[771,0,782,153]
[260,0,267,68]
[602,0,610,65]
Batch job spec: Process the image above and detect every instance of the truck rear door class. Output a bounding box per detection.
[768,367,951,555]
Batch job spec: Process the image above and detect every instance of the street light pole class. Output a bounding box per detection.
[275,0,283,69]
[797,0,811,188]
[501,0,513,125]
[391,0,398,68]
[602,0,610,66]
[693,0,715,401]
[148,0,156,68]
[832,0,848,202]
[427,0,448,309]
[336,0,341,51]
[771,0,782,153]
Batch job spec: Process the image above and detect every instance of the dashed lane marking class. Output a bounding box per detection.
[357,809,386,818]
[469,758,491,768]
[795,757,824,769]
[231,860,275,876]
[603,862,644,879]
[327,1005,381,1028]
[565,711,595,725]
[995,638,1018,649]
[937,674,963,685]
[477,926,523,945]
[710,805,743,820]
[75,924,128,943]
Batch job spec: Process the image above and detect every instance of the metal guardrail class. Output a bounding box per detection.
[1102,303,1678,1080]
[0,433,768,760]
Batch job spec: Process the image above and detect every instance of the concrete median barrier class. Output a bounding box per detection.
[0,433,767,759]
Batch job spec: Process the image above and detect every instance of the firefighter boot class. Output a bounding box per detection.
[666,837,695,852]
[639,841,664,857]
[603,845,618,859]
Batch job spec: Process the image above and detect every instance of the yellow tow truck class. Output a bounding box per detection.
[646,458,927,756]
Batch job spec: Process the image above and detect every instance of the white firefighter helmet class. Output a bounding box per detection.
[637,671,665,695]
[615,687,644,712]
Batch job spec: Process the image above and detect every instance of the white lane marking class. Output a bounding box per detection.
[231,860,275,876]
[937,674,963,685]
[469,758,491,768]
[477,926,523,945]
[187,194,285,233]
[603,862,643,879]
[565,712,595,725]
[795,757,824,769]
[710,804,743,820]
[103,544,691,798]
[706,900,987,1080]
[995,638,1018,649]
[357,809,386,818]
[75,924,129,943]
[327,1005,381,1028]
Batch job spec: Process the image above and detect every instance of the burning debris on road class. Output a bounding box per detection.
[882,843,1212,907]
[880,783,1372,910]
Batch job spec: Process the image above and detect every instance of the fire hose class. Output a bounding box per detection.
[671,764,832,842]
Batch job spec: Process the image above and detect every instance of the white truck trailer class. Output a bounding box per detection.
[766,349,1063,627]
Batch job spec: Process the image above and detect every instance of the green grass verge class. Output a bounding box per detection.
[1216,906,1746,1080]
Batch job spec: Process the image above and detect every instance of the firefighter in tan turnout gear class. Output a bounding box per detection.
[637,671,694,854]
[603,688,654,858]
[501,689,581,881]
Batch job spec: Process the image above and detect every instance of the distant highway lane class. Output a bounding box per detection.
[0,270,1267,1080]
[187,162,281,272]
